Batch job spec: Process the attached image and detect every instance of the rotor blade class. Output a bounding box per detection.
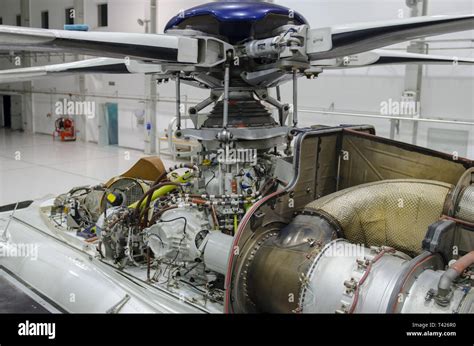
[0,25,199,63]
[307,14,474,60]
[311,50,474,69]
[0,57,163,83]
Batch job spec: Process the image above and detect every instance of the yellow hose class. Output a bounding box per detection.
[128,171,193,209]
[234,214,238,234]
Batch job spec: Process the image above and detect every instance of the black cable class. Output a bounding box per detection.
[205,169,216,192]
[179,279,207,292]
[155,216,188,284]
[159,216,187,235]
[147,233,164,246]
[182,262,201,277]
[178,280,221,303]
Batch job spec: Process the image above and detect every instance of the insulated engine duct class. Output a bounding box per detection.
[237,179,474,314]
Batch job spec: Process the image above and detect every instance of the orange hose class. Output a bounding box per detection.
[451,251,474,274]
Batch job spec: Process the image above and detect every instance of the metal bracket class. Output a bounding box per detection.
[254,89,290,126]
[106,294,131,314]
[0,202,19,242]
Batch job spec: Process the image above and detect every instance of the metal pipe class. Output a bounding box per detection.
[176,74,181,130]
[300,109,474,126]
[292,70,298,127]
[3,86,472,127]
[383,46,474,51]
[260,91,286,126]
[150,0,157,34]
[437,268,459,299]
[189,95,214,115]
[223,64,230,128]
[0,88,201,104]
[423,38,474,43]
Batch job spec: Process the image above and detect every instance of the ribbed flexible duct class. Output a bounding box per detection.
[305,180,453,256]
[456,186,474,223]
[241,179,457,313]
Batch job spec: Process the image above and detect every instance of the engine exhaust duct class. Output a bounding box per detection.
[237,179,474,313]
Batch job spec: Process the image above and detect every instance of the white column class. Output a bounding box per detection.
[74,0,87,142]
[20,0,34,134]
[145,0,157,154]
[390,0,428,144]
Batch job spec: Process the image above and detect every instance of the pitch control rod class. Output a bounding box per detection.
[223,63,230,129]
[293,70,298,127]
[176,74,181,130]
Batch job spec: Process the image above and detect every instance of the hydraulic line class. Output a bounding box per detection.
[437,251,474,300]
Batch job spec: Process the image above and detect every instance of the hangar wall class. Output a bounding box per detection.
[0,0,472,157]
[278,0,474,158]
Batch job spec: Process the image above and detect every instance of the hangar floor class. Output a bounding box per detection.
[0,129,176,206]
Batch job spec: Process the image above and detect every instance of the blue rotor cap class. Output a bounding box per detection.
[165,2,308,44]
